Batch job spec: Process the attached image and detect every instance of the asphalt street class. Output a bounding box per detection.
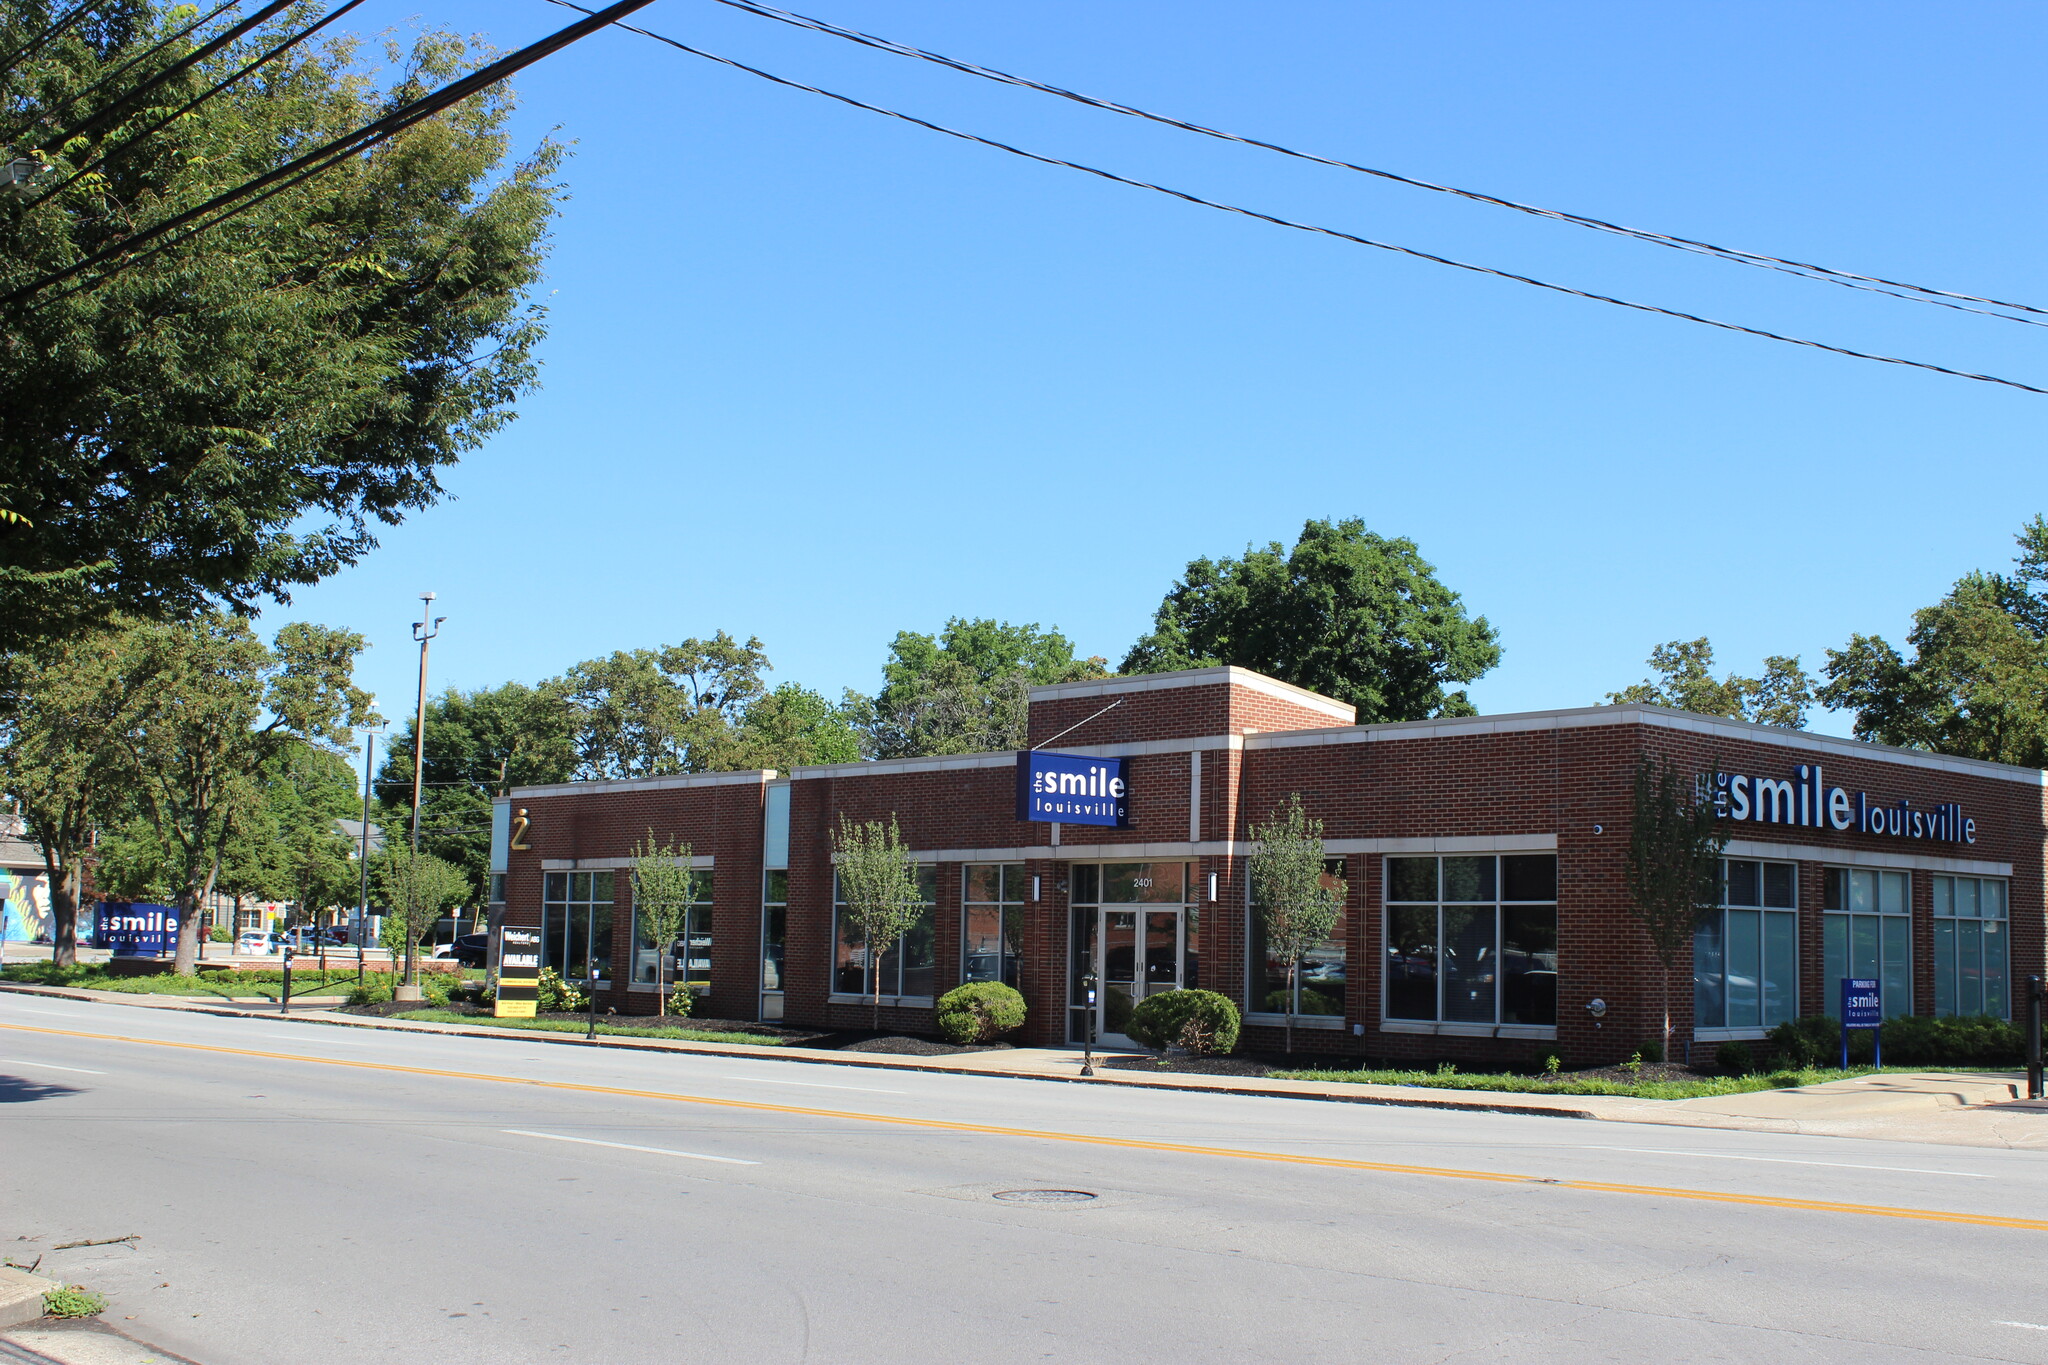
[5,992,2048,1364]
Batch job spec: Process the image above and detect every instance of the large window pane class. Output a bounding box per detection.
[1851,914,1879,981]
[1958,921,1983,1016]
[1880,916,1911,1016]
[1386,906,1437,1020]
[1441,857,1495,903]
[963,905,1007,983]
[1762,863,1795,909]
[1934,920,1957,1016]
[1441,907,1495,1024]
[1984,921,2008,1018]
[1501,856,1556,903]
[1726,909,1761,1029]
[1501,907,1556,1025]
[1726,860,1760,907]
[1824,914,1847,999]
[1296,929,1344,1015]
[1386,858,1437,903]
[1879,871,1908,915]
[1762,911,1797,1027]
[1694,914,1725,1027]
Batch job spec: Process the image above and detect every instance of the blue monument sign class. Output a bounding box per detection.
[96,902,181,957]
[1839,976,1883,1069]
[1015,751,1132,829]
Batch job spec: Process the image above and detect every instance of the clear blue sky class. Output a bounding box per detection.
[266,1,2048,745]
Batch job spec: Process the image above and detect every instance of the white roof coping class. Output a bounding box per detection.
[511,769,778,800]
[1028,665,1355,721]
[1244,703,2048,785]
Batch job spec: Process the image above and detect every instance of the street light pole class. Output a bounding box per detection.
[355,723,383,989]
[408,594,445,989]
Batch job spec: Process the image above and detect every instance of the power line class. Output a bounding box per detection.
[2,0,662,309]
[0,0,105,75]
[667,0,2048,328]
[554,7,2048,397]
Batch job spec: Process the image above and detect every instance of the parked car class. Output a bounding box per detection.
[432,933,488,968]
[286,927,348,950]
[237,931,286,955]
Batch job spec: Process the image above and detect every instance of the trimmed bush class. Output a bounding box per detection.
[1126,989,1241,1055]
[1714,1040,1754,1075]
[667,984,694,1018]
[1635,1039,1663,1064]
[1770,1012,2024,1068]
[538,968,585,1014]
[935,981,1026,1044]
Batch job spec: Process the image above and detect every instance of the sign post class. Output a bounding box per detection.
[495,926,540,1019]
[1840,977,1882,1070]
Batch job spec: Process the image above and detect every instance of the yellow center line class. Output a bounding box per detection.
[5,1020,2038,1233]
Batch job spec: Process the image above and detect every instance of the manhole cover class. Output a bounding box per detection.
[991,1188,1097,1204]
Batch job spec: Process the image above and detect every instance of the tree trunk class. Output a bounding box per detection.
[871,946,881,1032]
[1662,961,1673,1064]
[45,856,80,970]
[1285,961,1298,1059]
[656,942,667,1017]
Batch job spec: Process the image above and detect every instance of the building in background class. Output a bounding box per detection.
[0,812,48,943]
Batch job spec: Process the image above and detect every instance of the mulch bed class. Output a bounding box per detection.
[1105,1054,1272,1077]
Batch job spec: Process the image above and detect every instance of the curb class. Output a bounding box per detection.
[0,980,1601,1120]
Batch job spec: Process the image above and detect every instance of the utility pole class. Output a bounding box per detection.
[409,593,445,858]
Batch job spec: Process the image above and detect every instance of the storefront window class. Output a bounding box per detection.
[962,863,1025,988]
[1933,875,2008,1018]
[833,867,937,1000]
[631,871,713,987]
[761,870,788,1021]
[541,871,613,986]
[1695,859,1798,1031]
[1249,859,1347,1016]
[1823,868,1911,1016]
[1383,855,1556,1026]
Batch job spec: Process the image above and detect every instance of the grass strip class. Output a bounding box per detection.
[1264,1063,1987,1101]
[3,963,363,997]
[392,1009,787,1047]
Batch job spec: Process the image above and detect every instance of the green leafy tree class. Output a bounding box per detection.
[858,618,1107,758]
[736,683,864,769]
[1122,518,1501,720]
[374,682,579,897]
[0,6,564,652]
[627,831,697,1016]
[374,843,468,986]
[1608,639,1812,729]
[1247,794,1347,1056]
[1819,519,2048,765]
[0,623,173,964]
[1624,757,1728,1062]
[266,747,364,930]
[557,633,771,778]
[832,814,923,1028]
[122,615,377,975]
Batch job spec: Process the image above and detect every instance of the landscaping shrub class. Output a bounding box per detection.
[1714,1040,1755,1074]
[667,984,694,1018]
[346,975,394,1007]
[208,926,232,943]
[1126,989,1240,1055]
[1770,1012,2024,1068]
[1636,1039,1663,1064]
[935,981,1026,1044]
[538,968,584,1013]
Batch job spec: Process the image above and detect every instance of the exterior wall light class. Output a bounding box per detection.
[1586,997,1606,1019]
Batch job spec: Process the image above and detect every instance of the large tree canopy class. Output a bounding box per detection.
[1608,638,1813,729]
[1122,518,1501,721]
[0,3,564,650]
[857,618,1107,758]
[1819,517,2048,766]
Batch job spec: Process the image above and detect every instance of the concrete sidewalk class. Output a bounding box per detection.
[5,979,2044,1149]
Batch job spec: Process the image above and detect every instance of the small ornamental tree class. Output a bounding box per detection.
[374,844,468,986]
[832,814,923,1029]
[1624,756,1728,1061]
[1248,793,1347,1056]
[629,830,697,1017]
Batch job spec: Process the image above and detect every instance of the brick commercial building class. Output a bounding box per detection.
[493,666,2046,1065]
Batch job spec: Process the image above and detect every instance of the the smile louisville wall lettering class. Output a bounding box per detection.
[1710,764,1978,844]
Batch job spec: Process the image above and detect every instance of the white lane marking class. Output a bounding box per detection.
[722,1074,905,1094]
[0,1007,75,1016]
[501,1129,759,1166]
[0,1058,105,1074]
[249,1032,378,1046]
[1580,1146,1990,1179]
[1996,1322,2048,1332]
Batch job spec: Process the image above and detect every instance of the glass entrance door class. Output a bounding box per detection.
[1068,861,1198,1046]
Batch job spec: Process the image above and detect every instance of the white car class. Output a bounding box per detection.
[237,931,285,955]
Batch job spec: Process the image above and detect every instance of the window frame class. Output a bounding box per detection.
[1822,865,1913,1019]
[1932,874,2009,1019]
[541,870,615,988]
[1380,853,1558,1038]
[961,863,1025,990]
[831,866,938,1005]
[1245,857,1350,1027]
[628,869,714,992]
[1693,858,1799,1040]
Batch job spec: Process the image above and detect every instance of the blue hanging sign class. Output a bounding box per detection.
[96,902,181,957]
[1016,751,1132,828]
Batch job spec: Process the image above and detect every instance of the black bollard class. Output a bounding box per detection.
[2028,976,2043,1102]
[281,946,294,1015]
